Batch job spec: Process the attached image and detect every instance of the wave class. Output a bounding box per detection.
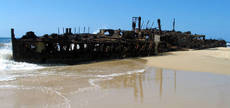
[0,43,6,48]
[69,69,146,95]
[90,69,145,88]
[96,69,145,78]
[0,42,45,81]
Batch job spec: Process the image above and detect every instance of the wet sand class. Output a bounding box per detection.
[0,48,230,108]
[75,68,230,108]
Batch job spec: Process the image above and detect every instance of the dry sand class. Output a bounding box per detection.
[143,47,230,75]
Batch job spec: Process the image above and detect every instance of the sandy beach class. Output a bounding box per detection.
[143,47,230,75]
[0,47,230,108]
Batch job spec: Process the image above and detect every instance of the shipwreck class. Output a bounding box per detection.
[11,17,226,64]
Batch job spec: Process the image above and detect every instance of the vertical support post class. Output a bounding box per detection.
[138,16,141,32]
[132,17,136,31]
[66,28,69,34]
[11,28,16,59]
[173,18,175,32]
[69,28,72,34]
[154,35,160,55]
[58,28,60,34]
[132,22,136,31]
[157,19,162,34]
[11,28,15,39]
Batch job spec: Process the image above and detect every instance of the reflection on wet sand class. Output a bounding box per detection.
[89,67,230,108]
[174,70,176,93]
[98,67,178,103]
[98,71,144,102]
[138,72,144,103]
[155,68,163,97]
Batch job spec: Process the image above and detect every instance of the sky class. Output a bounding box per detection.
[0,0,229,41]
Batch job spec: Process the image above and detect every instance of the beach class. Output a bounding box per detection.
[0,41,230,108]
[0,0,229,107]
[144,47,230,75]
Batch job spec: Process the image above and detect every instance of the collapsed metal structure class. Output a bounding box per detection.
[11,17,226,64]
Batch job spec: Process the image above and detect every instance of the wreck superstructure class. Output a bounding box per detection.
[11,17,226,64]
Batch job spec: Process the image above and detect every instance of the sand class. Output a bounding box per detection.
[0,47,230,108]
[143,47,230,75]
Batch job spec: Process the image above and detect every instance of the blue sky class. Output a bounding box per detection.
[0,0,229,41]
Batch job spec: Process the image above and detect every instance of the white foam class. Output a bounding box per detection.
[0,85,19,88]
[0,42,44,72]
[89,69,145,88]
[96,69,145,78]
[0,42,45,82]
[0,75,16,81]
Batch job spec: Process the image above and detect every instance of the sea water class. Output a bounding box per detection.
[0,38,44,81]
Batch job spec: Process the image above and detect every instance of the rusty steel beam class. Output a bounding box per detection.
[157,19,162,34]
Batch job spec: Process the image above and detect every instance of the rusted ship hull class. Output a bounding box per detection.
[11,17,226,64]
[12,38,164,64]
